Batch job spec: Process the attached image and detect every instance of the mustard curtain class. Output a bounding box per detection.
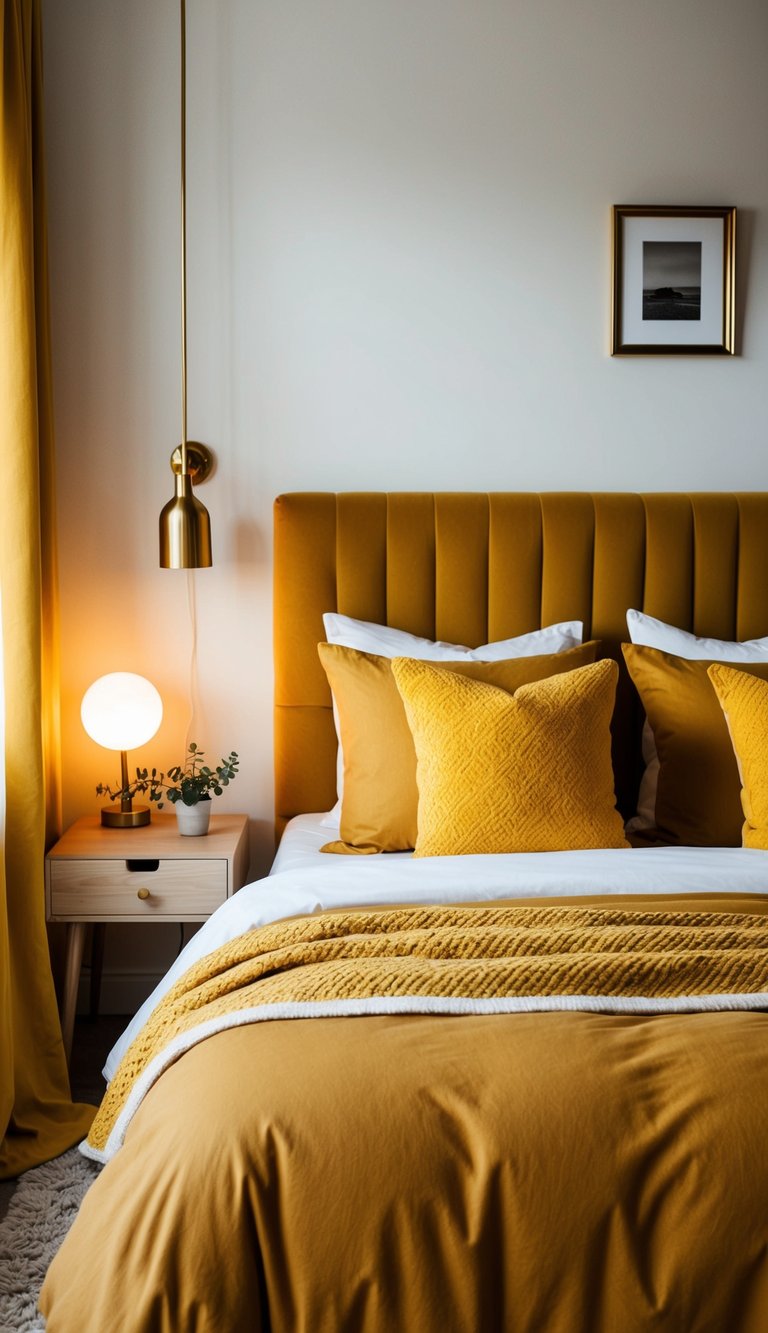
[0,0,94,1178]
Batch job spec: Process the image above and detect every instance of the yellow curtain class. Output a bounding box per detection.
[0,0,94,1178]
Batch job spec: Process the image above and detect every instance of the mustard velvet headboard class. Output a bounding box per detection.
[274,492,768,837]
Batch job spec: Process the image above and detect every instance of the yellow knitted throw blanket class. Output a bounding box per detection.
[87,902,768,1160]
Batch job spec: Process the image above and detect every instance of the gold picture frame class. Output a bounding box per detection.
[611,205,736,355]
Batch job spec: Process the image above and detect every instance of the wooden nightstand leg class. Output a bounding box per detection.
[62,923,86,1062]
[89,924,106,1017]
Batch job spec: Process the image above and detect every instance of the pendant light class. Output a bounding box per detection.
[159,0,213,569]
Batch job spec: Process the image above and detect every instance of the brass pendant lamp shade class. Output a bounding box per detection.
[159,0,213,569]
[159,472,212,568]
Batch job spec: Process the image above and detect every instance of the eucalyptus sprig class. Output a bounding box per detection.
[96,743,239,809]
[95,768,167,807]
[163,744,239,806]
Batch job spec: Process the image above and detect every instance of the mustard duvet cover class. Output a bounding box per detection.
[41,893,768,1332]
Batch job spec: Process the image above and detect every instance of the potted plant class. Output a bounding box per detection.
[96,743,239,836]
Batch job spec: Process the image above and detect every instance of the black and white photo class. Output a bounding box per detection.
[642,241,701,320]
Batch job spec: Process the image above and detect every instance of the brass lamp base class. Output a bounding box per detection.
[101,805,151,829]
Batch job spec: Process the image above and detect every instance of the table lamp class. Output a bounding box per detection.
[81,673,163,827]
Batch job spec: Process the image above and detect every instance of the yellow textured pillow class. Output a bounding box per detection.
[623,644,768,846]
[708,664,768,849]
[391,657,627,856]
[318,641,600,854]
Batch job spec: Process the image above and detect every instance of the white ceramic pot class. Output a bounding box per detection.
[175,799,211,837]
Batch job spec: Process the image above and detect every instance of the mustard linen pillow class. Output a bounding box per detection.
[391,657,627,857]
[623,644,768,846]
[708,664,768,849]
[318,641,600,854]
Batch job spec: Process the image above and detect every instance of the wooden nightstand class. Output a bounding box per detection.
[46,813,250,1059]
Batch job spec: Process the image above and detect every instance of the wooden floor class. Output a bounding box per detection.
[69,1013,126,1105]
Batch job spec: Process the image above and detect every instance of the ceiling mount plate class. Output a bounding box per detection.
[170,441,215,485]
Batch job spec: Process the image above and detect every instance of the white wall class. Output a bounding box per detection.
[43,0,768,1008]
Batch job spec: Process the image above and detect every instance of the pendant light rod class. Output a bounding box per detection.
[180,0,188,476]
[159,0,213,568]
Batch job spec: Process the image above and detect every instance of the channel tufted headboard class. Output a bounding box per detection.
[273,492,768,837]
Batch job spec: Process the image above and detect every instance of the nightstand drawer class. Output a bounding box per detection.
[48,858,228,918]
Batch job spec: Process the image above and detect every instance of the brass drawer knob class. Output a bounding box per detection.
[137,888,151,901]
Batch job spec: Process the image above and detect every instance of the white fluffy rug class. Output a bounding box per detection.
[0,1147,101,1331]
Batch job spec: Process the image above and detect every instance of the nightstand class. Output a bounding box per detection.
[46,813,249,1060]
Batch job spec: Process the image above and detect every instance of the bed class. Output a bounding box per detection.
[41,492,768,1332]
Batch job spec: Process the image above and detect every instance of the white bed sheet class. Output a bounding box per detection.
[103,812,768,1081]
[269,812,409,873]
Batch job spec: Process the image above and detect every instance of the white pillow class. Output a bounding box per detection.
[625,610,768,834]
[323,613,584,661]
[320,614,584,826]
[626,609,768,662]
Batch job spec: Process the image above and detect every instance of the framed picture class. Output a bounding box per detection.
[611,205,736,355]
